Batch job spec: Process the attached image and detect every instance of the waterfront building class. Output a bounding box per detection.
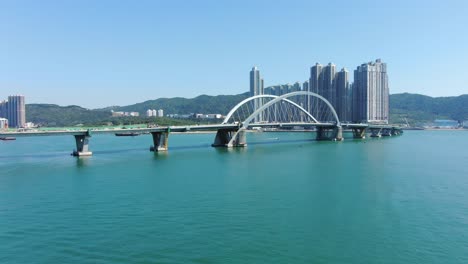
[0,100,7,118]
[0,118,8,129]
[272,85,281,96]
[352,59,389,124]
[292,82,301,92]
[309,62,337,120]
[322,63,337,107]
[309,63,323,117]
[146,109,163,117]
[250,66,264,122]
[6,95,26,128]
[347,82,353,122]
[291,82,302,111]
[111,111,124,117]
[335,68,350,122]
[204,114,223,119]
[263,86,273,95]
[24,122,36,128]
[112,111,139,117]
[301,81,309,108]
[302,81,309,95]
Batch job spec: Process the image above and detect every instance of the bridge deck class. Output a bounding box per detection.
[0,123,400,138]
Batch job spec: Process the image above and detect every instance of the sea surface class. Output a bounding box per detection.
[1,130,468,264]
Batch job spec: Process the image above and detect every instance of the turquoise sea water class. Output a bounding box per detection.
[1,131,468,263]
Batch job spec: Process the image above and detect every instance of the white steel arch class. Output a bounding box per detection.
[240,91,340,128]
[233,91,341,128]
[222,94,318,124]
[223,92,340,147]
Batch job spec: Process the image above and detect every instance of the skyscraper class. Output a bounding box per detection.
[6,95,26,128]
[302,81,309,95]
[322,63,337,107]
[0,100,7,119]
[309,63,323,117]
[310,62,337,120]
[352,59,389,124]
[335,68,349,122]
[250,66,264,122]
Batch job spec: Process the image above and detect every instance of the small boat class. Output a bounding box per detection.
[115,132,140,137]
[0,137,16,141]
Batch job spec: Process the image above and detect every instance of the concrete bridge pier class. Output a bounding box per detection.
[381,128,392,137]
[72,131,92,157]
[370,128,382,138]
[352,127,367,139]
[316,126,343,141]
[150,130,169,152]
[391,128,402,136]
[212,128,247,148]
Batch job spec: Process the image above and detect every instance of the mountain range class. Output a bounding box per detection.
[25,91,468,127]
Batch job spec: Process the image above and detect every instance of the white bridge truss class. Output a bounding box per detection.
[223,91,341,128]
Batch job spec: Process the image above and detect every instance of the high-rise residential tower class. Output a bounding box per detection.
[352,59,389,124]
[302,81,309,95]
[0,100,7,119]
[250,66,264,122]
[335,68,349,122]
[6,95,26,128]
[309,63,323,117]
[310,62,338,120]
[322,63,337,107]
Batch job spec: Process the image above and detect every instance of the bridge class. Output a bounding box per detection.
[0,92,402,156]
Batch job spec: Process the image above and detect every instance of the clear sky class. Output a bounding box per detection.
[1,0,467,108]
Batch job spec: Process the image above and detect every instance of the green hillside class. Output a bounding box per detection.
[26,104,111,127]
[106,92,250,115]
[389,93,468,125]
[25,92,468,127]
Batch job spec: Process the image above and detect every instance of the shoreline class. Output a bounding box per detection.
[419,128,468,131]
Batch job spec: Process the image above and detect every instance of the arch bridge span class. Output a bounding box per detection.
[0,92,402,156]
[223,91,341,128]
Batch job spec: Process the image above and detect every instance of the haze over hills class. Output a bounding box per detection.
[25,91,468,127]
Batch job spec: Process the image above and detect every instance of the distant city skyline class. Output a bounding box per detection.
[1,1,467,108]
[260,58,388,124]
[0,95,26,128]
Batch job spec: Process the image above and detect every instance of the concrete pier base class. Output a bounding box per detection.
[352,127,367,139]
[381,128,392,137]
[150,131,169,152]
[316,126,343,141]
[212,129,247,148]
[391,128,402,136]
[370,128,382,138]
[72,132,92,157]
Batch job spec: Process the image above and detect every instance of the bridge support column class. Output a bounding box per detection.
[352,127,367,139]
[381,128,392,137]
[391,128,401,136]
[316,126,343,141]
[72,132,92,157]
[212,129,247,148]
[370,128,382,138]
[150,130,169,152]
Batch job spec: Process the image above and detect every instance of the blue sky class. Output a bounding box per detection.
[1,0,467,108]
